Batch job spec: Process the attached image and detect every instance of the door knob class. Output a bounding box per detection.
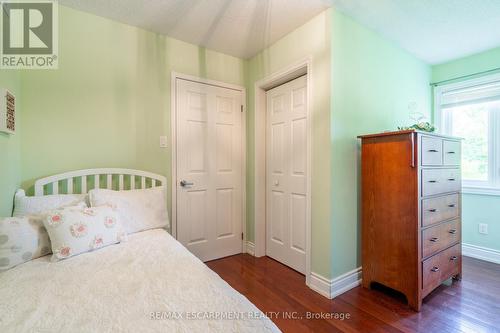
[180,180,194,187]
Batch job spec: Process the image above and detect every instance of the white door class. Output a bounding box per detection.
[266,75,307,274]
[176,78,243,262]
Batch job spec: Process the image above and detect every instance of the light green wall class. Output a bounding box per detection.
[0,71,22,216]
[432,46,500,83]
[432,46,500,252]
[462,194,500,250]
[246,10,332,278]
[330,9,432,278]
[19,5,245,220]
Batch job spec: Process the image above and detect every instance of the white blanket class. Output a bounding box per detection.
[0,229,280,333]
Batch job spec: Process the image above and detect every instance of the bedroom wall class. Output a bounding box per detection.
[432,47,500,252]
[19,5,245,219]
[0,72,22,217]
[330,8,432,278]
[246,10,333,278]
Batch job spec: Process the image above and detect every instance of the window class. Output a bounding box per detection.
[435,74,500,195]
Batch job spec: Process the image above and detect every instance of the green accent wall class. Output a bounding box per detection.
[330,9,432,278]
[0,71,22,216]
[432,46,500,252]
[18,5,245,221]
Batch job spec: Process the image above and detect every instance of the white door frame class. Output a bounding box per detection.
[170,72,247,250]
[253,58,312,283]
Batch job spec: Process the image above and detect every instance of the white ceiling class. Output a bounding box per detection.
[59,0,500,64]
[59,0,331,59]
[332,0,500,64]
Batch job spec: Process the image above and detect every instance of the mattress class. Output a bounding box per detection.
[0,229,280,333]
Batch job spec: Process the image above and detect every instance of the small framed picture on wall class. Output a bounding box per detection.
[1,89,15,134]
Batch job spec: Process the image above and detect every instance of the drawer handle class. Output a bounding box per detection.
[431,266,440,272]
[430,237,439,242]
[428,208,438,213]
[450,256,458,261]
[448,178,456,181]
[428,149,439,153]
[448,204,456,208]
[428,180,439,183]
[449,229,457,234]
[447,151,456,154]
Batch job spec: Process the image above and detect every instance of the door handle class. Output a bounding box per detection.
[180,180,194,187]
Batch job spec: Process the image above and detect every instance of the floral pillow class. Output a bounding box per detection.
[42,205,127,261]
[0,216,51,271]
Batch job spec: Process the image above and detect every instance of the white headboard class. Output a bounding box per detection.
[34,168,167,196]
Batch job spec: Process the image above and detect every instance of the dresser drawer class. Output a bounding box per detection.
[422,244,461,294]
[422,169,461,197]
[443,140,461,166]
[421,136,443,166]
[422,194,460,227]
[422,219,460,258]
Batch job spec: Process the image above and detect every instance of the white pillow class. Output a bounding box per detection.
[13,189,87,217]
[89,187,169,234]
[42,205,127,261]
[0,216,51,271]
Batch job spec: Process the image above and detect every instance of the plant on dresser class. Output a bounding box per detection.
[358,130,462,312]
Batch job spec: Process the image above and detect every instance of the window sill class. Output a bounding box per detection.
[463,186,500,196]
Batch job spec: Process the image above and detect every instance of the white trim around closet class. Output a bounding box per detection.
[253,57,313,286]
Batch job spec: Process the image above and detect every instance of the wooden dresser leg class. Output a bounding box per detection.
[362,279,371,289]
[407,295,422,312]
[453,263,463,281]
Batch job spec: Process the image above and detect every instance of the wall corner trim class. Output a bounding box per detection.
[462,243,500,265]
[245,241,255,256]
[307,267,362,299]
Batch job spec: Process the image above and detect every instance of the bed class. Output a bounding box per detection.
[0,169,280,333]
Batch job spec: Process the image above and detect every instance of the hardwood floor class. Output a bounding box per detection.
[206,254,500,333]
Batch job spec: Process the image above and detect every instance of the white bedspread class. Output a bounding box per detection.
[0,229,280,333]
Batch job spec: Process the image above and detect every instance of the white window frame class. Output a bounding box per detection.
[434,73,500,196]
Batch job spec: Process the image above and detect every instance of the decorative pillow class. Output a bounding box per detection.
[42,206,127,261]
[13,189,88,217]
[89,187,169,234]
[0,216,51,271]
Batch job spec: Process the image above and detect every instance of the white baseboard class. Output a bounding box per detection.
[462,243,500,265]
[331,267,363,298]
[245,241,255,256]
[307,267,362,299]
[308,272,332,298]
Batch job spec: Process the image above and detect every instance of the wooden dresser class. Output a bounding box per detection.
[358,130,462,311]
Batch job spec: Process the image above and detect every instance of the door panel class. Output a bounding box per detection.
[270,190,285,244]
[187,190,208,244]
[187,120,208,172]
[176,79,243,262]
[291,193,306,253]
[266,75,307,274]
[216,188,233,239]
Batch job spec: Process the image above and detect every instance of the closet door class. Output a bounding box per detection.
[266,75,307,274]
[176,78,243,262]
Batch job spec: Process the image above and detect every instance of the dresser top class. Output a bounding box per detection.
[357,130,462,140]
